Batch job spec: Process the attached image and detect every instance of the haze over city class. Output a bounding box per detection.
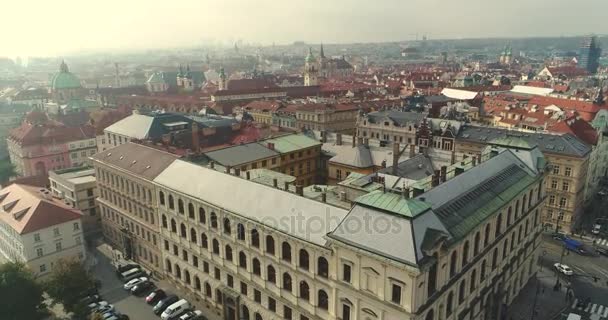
[3,0,608,57]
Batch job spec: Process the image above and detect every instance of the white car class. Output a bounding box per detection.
[554,263,574,276]
[88,300,109,310]
[180,310,203,320]
[123,276,148,290]
[93,304,115,314]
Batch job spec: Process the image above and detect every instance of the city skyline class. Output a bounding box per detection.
[3,0,608,57]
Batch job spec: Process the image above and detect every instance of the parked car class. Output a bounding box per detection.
[592,224,602,235]
[94,304,115,315]
[88,301,109,310]
[119,267,142,281]
[115,264,140,275]
[554,263,574,276]
[123,277,148,290]
[552,233,567,241]
[153,295,179,315]
[106,314,130,320]
[131,280,154,295]
[161,299,191,320]
[146,289,166,305]
[179,310,206,320]
[79,294,101,305]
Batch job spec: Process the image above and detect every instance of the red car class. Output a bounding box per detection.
[146,289,166,305]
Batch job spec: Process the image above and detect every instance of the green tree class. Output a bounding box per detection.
[45,258,96,314]
[0,261,47,320]
[89,312,105,320]
[0,158,16,186]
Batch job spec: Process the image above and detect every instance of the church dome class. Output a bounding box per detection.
[305,47,315,63]
[50,61,82,90]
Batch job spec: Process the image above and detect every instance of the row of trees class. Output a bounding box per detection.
[0,258,98,320]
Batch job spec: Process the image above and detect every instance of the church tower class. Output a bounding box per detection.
[183,65,194,91]
[176,64,184,87]
[304,47,318,86]
[218,67,227,91]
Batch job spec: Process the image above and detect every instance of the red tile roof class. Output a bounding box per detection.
[0,184,82,234]
[528,96,605,121]
[547,116,598,145]
[546,66,589,78]
[243,100,283,112]
[9,121,96,146]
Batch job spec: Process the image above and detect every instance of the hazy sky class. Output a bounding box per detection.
[3,0,607,57]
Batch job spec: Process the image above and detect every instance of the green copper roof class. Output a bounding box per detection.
[305,47,315,63]
[50,71,81,90]
[355,190,431,218]
[489,136,536,150]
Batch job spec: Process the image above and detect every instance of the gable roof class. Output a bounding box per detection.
[90,142,179,179]
[0,184,82,234]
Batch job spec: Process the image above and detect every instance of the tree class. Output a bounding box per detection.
[0,158,16,186]
[45,258,96,314]
[89,312,105,320]
[0,261,47,320]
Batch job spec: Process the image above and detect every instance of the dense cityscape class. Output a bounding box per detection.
[0,4,608,320]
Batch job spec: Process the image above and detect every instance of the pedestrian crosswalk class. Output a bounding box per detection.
[596,238,608,247]
[571,298,608,317]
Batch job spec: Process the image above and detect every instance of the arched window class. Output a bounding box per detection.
[503,239,509,258]
[255,313,263,320]
[318,289,329,310]
[159,191,165,205]
[507,206,512,226]
[239,252,247,268]
[283,273,292,292]
[470,269,477,291]
[210,212,218,228]
[225,245,233,261]
[267,265,276,283]
[237,224,245,241]
[241,306,250,320]
[299,281,310,301]
[458,280,466,304]
[522,195,527,212]
[317,257,329,278]
[252,258,261,276]
[449,250,458,278]
[481,260,487,280]
[515,200,520,218]
[168,195,175,209]
[251,229,260,248]
[299,249,309,270]
[199,208,206,224]
[175,264,181,278]
[184,269,191,284]
[215,289,222,305]
[162,215,168,228]
[496,213,503,235]
[525,218,530,235]
[462,241,469,267]
[282,242,292,262]
[201,233,208,249]
[446,291,454,316]
[266,235,275,255]
[473,232,480,256]
[188,203,195,219]
[165,259,172,273]
[484,224,490,247]
[425,309,434,320]
[171,219,177,233]
[190,228,197,243]
[223,218,231,235]
[212,239,220,255]
[195,276,201,291]
[178,199,184,214]
[205,283,212,297]
[180,223,187,238]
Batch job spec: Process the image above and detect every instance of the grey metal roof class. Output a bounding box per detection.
[204,143,279,167]
[365,111,427,127]
[154,160,348,246]
[378,154,434,180]
[458,125,591,157]
[328,145,374,168]
[90,143,179,180]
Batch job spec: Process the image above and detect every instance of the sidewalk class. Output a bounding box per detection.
[508,266,570,320]
[95,243,223,320]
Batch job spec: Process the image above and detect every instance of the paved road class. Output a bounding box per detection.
[541,234,608,318]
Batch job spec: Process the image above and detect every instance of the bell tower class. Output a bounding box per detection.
[304,47,318,86]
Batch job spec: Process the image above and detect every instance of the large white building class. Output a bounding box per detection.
[0,183,85,278]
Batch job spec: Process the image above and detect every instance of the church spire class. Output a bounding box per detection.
[320,43,325,58]
[60,60,69,73]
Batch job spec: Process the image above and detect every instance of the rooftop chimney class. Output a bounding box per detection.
[273,178,278,188]
[440,166,447,183]
[412,187,424,197]
[403,187,410,199]
[284,181,290,191]
[431,170,440,187]
[336,133,343,146]
[225,166,231,174]
[321,131,327,143]
[321,192,327,203]
[246,171,251,180]
[209,161,215,169]
[455,167,465,176]
[234,168,241,177]
[267,142,275,150]
[392,143,400,175]
[191,122,200,154]
[296,185,304,196]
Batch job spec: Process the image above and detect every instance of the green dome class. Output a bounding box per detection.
[305,47,315,63]
[51,61,82,90]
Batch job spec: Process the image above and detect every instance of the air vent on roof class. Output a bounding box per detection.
[557,146,565,151]
[107,153,112,156]
[146,165,151,169]
[3,200,18,211]
[546,144,555,150]
[119,156,124,160]
[0,193,8,202]
[132,160,137,165]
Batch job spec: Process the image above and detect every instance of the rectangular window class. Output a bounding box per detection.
[342,304,351,320]
[549,195,556,205]
[562,182,569,191]
[34,233,41,242]
[40,264,46,273]
[75,236,81,245]
[391,284,402,304]
[214,267,221,280]
[268,297,276,312]
[164,240,170,251]
[227,274,233,288]
[53,228,60,236]
[551,180,557,189]
[192,256,198,267]
[203,262,209,273]
[254,289,261,303]
[284,306,292,320]
[559,197,567,208]
[565,167,572,177]
[36,248,43,257]
[55,242,62,251]
[552,165,560,175]
[240,282,248,295]
[343,263,352,283]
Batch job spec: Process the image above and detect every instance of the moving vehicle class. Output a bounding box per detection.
[161,299,191,320]
[119,267,141,280]
[153,295,179,315]
[146,289,166,305]
[563,238,587,255]
[554,263,574,276]
[131,280,154,295]
[179,310,206,320]
[123,277,148,290]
